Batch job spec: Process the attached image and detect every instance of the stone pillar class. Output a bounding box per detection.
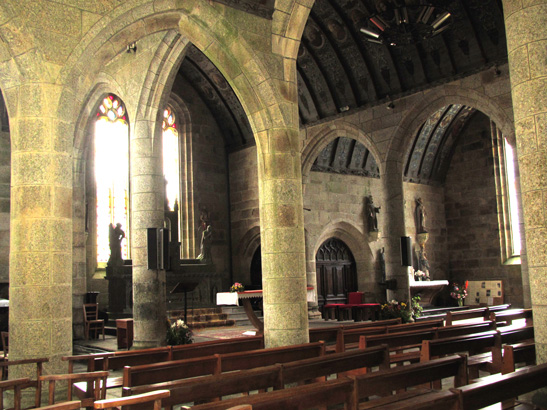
[382,161,410,303]
[260,128,309,348]
[9,85,72,374]
[131,120,167,348]
[503,0,547,404]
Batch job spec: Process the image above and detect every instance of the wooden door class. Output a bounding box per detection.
[315,238,357,307]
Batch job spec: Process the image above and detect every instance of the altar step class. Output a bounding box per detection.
[168,307,236,329]
[221,305,263,327]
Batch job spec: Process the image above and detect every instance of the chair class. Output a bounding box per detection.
[83,304,105,340]
[339,292,381,322]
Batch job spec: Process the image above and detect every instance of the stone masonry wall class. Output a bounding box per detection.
[0,130,9,290]
[403,182,448,281]
[228,145,260,286]
[444,112,523,306]
[304,171,385,301]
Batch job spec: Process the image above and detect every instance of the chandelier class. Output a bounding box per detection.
[360,1,452,46]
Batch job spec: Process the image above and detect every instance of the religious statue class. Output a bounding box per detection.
[367,196,381,232]
[415,197,427,233]
[418,247,431,277]
[197,224,213,263]
[379,247,386,283]
[107,223,125,266]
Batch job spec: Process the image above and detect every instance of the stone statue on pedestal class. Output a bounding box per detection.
[197,225,213,264]
[107,222,125,267]
[367,196,381,232]
[415,197,427,233]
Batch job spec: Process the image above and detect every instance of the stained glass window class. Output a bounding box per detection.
[504,138,521,256]
[162,106,180,211]
[95,95,130,265]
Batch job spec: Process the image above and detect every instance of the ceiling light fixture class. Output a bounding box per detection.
[360,2,452,47]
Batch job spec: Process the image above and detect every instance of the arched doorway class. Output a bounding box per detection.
[250,246,262,290]
[316,238,357,307]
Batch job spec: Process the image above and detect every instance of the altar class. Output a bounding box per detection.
[409,278,449,307]
[217,287,315,335]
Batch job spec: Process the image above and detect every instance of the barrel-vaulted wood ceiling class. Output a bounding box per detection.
[175,0,506,183]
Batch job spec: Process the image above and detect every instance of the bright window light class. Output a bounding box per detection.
[504,138,521,256]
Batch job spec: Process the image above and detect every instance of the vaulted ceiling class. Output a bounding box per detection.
[174,0,507,182]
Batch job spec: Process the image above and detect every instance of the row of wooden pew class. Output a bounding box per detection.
[0,305,534,410]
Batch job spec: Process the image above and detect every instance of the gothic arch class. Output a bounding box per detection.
[387,82,516,169]
[301,121,383,186]
[234,225,261,285]
[309,220,374,299]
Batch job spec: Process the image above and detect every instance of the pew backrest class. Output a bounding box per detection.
[386,318,445,333]
[434,321,496,339]
[501,341,535,374]
[350,355,468,401]
[170,336,264,361]
[445,307,489,326]
[420,330,499,362]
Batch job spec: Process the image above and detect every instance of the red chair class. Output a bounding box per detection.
[338,292,381,322]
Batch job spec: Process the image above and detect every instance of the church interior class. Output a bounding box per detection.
[0,0,546,407]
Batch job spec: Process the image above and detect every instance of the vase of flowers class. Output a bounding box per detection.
[414,269,430,281]
[230,282,245,293]
[450,281,468,306]
[379,296,422,323]
[166,319,193,345]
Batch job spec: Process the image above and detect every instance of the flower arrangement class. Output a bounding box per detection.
[450,281,468,306]
[380,296,422,323]
[230,282,245,293]
[414,269,430,281]
[166,319,193,345]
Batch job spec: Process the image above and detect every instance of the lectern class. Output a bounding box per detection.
[170,281,199,324]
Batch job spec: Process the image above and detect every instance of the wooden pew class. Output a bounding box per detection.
[308,318,402,345]
[170,336,264,360]
[35,401,82,410]
[385,318,445,333]
[434,321,496,339]
[187,378,356,410]
[122,342,325,393]
[444,307,489,326]
[0,357,48,408]
[0,377,32,410]
[359,329,437,365]
[420,330,500,378]
[94,389,170,410]
[489,308,533,326]
[501,341,535,374]
[125,346,391,408]
[66,336,264,392]
[349,355,468,409]
[39,371,109,408]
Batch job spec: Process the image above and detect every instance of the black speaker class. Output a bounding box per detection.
[159,227,170,271]
[400,236,412,266]
[147,228,158,269]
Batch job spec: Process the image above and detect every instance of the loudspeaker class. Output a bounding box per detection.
[400,236,412,266]
[159,228,170,271]
[147,228,158,269]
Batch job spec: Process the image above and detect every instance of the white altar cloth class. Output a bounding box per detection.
[216,287,315,306]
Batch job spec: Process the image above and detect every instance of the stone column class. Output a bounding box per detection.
[382,160,411,303]
[260,128,309,347]
[503,0,547,404]
[131,120,167,348]
[9,84,72,374]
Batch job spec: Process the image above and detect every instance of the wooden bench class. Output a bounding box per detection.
[501,341,535,374]
[170,336,264,361]
[349,355,468,409]
[490,308,533,326]
[94,389,170,410]
[444,307,489,326]
[35,401,82,410]
[335,319,445,354]
[39,371,109,408]
[0,377,32,410]
[308,318,402,345]
[434,321,496,339]
[187,378,356,410]
[122,342,325,393]
[359,329,437,365]
[125,345,391,408]
[0,357,48,408]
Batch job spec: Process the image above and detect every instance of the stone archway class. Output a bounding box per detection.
[315,238,357,307]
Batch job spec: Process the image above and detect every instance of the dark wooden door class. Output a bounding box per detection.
[316,238,357,307]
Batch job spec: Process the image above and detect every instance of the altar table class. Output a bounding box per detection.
[217,287,314,334]
[410,279,449,307]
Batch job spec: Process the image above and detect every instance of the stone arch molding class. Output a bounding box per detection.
[301,121,384,185]
[389,83,516,168]
[310,220,374,295]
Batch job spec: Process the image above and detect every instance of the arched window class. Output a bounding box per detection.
[95,95,130,265]
[503,138,521,257]
[162,106,180,211]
